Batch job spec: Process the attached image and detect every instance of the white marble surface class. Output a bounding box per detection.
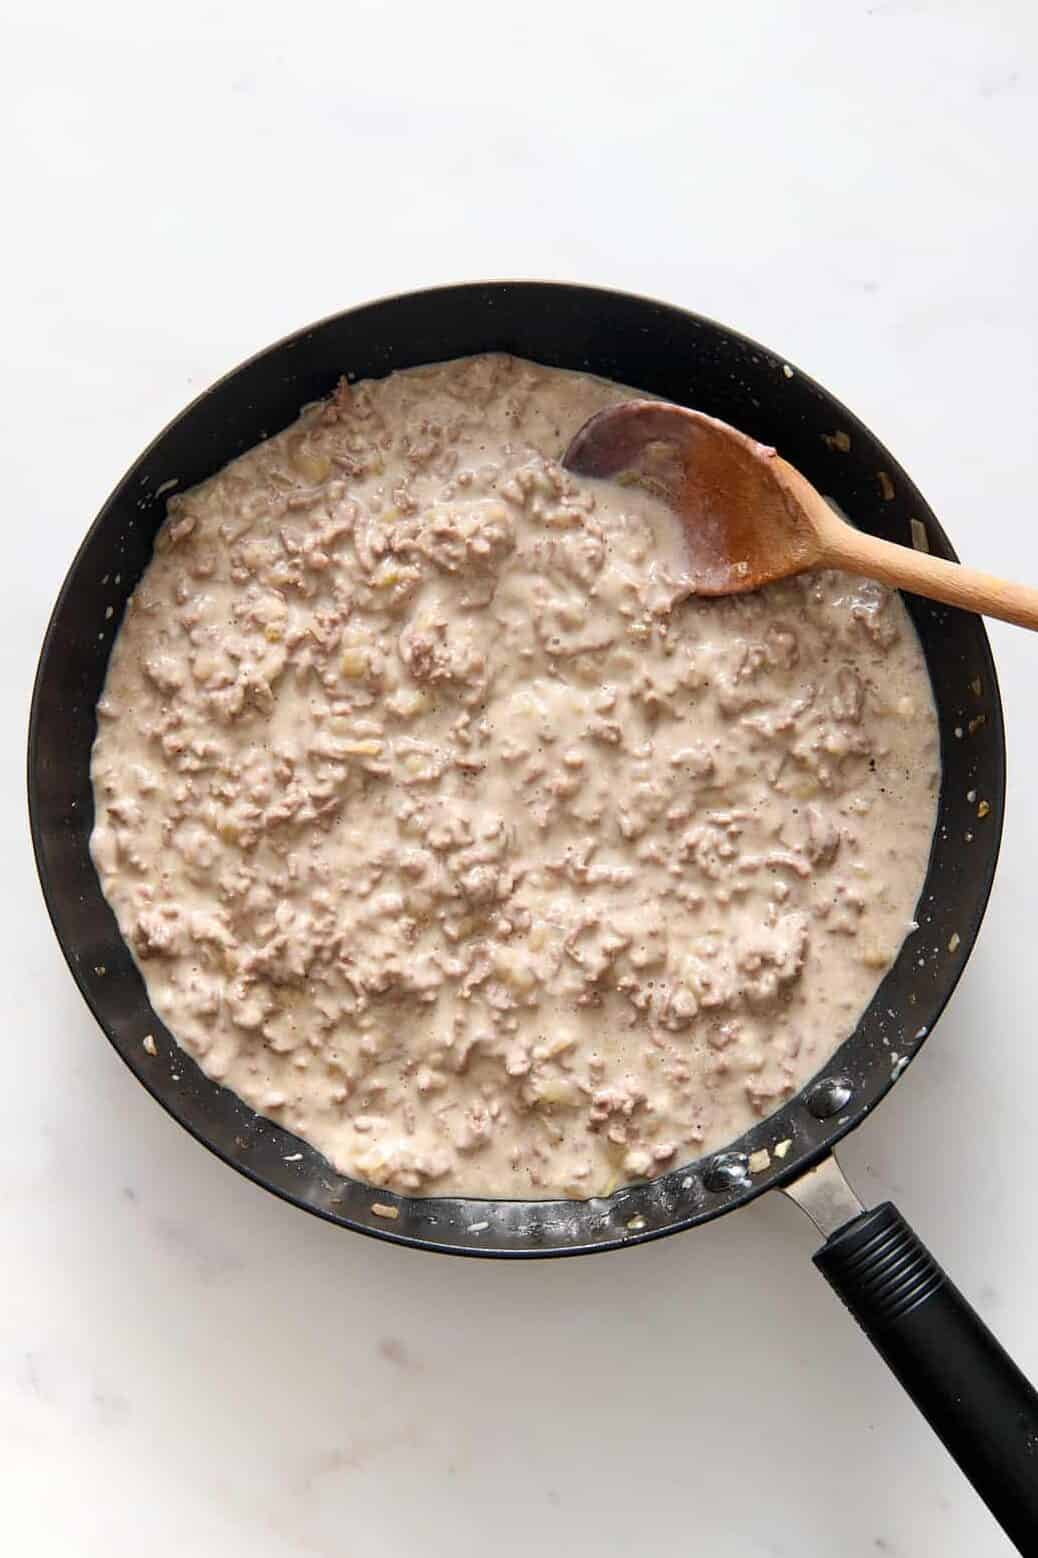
[4,2,1037,1553]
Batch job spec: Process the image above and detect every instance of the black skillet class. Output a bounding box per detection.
[28,283,1038,1548]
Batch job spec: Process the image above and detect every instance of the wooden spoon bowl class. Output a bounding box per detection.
[564,400,1038,630]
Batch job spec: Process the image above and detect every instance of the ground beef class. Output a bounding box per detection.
[90,354,939,1198]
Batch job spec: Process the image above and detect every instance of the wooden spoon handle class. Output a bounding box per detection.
[820,524,1038,631]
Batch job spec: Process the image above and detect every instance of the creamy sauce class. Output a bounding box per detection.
[90,354,939,1198]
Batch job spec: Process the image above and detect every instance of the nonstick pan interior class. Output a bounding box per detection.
[28,282,1005,1257]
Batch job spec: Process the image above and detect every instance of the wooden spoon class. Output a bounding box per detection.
[563,400,1038,629]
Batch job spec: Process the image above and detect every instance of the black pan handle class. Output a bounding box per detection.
[815,1200,1038,1551]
